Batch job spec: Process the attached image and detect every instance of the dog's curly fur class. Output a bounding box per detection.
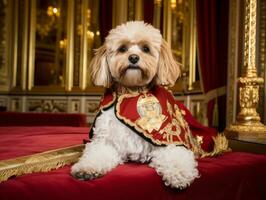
[71,21,199,189]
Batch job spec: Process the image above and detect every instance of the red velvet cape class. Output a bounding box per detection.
[90,86,216,152]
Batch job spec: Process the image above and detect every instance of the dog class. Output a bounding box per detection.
[71,21,200,189]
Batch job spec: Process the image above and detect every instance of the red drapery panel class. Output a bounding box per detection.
[99,0,113,42]
[196,0,229,131]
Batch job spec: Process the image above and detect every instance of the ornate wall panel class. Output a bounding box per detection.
[257,0,266,124]
[0,0,10,91]
[0,97,8,111]
[27,98,68,113]
[10,98,23,112]
[0,94,206,124]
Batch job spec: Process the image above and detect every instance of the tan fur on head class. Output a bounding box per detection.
[90,21,180,88]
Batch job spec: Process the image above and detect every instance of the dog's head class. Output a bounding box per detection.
[90,21,180,88]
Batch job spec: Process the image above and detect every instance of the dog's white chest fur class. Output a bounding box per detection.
[92,106,154,162]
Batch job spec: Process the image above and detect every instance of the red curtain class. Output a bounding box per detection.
[99,0,113,42]
[196,0,229,131]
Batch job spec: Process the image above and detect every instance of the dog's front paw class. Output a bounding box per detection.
[71,163,103,181]
[149,145,199,189]
[72,170,103,180]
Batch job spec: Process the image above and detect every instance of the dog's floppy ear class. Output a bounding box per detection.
[90,44,112,88]
[156,39,180,87]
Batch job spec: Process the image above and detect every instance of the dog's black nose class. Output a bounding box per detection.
[128,54,139,64]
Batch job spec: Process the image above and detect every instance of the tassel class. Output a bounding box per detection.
[193,133,231,158]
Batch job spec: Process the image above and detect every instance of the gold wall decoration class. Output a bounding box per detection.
[226,0,266,139]
[27,99,67,112]
[257,0,266,124]
[0,97,8,111]
[10,98,22,112]
[86,99,100,123]
[0,0,9,91]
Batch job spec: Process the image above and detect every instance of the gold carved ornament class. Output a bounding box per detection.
[226,0,266,137]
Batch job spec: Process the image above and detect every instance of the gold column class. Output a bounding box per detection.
[135,0,143,21]
[28,0,35,90]
[188,0,197,91]
[163,0,172,44]
[79,0,88,90]
[21,0,29,90]
[112,0,128,27]
[65,0,74,91]
[153,0,162,29]
[226,0,266,139]
[11,0,18,88]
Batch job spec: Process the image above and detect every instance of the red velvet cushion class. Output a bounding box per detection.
[0,152,265,200]
[0,126,89,160]
[0,112,87,127]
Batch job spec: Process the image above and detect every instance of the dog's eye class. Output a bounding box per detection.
[142,46,150,53]
[118,45,127,53]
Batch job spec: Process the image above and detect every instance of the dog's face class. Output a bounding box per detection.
[90,21,180,88]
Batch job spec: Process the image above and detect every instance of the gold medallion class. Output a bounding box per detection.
[136,94,166,133]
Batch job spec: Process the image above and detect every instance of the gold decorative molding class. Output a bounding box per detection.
[226,0,266,139]
[0,144,84,183]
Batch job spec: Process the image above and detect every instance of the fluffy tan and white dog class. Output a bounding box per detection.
[71,21,199,189]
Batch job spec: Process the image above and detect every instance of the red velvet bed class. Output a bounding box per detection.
[0,112,266,200]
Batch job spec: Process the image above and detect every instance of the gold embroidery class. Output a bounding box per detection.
[136,94,166,133]
[116,93,186,146]
[167,101,173,118]
[159,119,183,144]
[174,106,186,128]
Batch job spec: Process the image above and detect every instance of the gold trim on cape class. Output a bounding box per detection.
[116,93,191,147]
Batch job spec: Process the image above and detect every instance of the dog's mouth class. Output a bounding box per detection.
[127,64,140,70]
